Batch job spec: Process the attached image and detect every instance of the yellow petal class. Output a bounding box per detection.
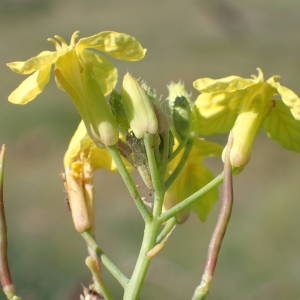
[79,49,117,96]
[7,50,58,75]
[8,65,51,104]
[77,31,146,61]
[267,77,300,120]
[195,91,242,134]
[193,75,254,93]
[64,121,117,172]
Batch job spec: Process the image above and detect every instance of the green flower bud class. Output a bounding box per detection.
[121,73,158,138]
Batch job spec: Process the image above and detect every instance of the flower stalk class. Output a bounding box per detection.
[0,146,21,300]
[191,134,233,300]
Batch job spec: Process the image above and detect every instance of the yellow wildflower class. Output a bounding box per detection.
[7,30,146,146]
[194,69,300,168]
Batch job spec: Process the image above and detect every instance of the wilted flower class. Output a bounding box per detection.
[64,121,117,233]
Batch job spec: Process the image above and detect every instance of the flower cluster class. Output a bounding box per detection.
[7,31,300,227]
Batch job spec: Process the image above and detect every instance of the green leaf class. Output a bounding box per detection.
[263,100,300,152]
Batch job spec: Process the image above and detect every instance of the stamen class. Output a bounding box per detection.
[54,35,68,47]
[70,31,80,47]
[47,37,61,50]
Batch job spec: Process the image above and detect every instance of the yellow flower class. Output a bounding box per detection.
[7,30,146,146]
[194,69,300,168]
[64,121,118,233]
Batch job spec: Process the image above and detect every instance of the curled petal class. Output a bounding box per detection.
[8,65,51,104]
[193,76,254,93]
[268,77,300,120]
[7,51,57,75]
[77,31,146,61]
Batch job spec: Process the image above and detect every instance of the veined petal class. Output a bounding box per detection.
[195,91,242,134]
[77,31,146,61]
[79,49,117,96]
[267,77,300,120]
[55,50,118,146]
[193,75,254,93]
[8,65,51,104]
[7,50,58,75]
[263,100,300,152]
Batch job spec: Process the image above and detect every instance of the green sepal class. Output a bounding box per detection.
[109,90,130,134]
[167,82,196,141]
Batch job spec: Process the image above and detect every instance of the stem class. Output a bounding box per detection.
[123,134,166,299]
[0,145,21,300]
[165,141,193,190]
[85,237,113,300]
[81,231,129,289]
[107,146,152,222]
[123,221,160,300]
[159,131,170,178]
[168,136,188,161]
[144,134,164,218]
[191,135,233,300]
[160,173,224,223]
[85,255,112,300]
[156,217,176,244]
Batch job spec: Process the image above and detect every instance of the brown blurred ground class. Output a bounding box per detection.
[0,0,300,299]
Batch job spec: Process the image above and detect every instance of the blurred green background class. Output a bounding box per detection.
[1,0,300,299]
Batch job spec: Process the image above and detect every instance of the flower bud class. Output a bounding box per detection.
[63,170,94,233]
[121,73,158,138]
[222,83,274,168]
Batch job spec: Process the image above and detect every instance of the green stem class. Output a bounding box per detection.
[160,173,224,223]
[123,221,160,300]
[156,217,176,244]
[108,146,152,222]
[165,141,193,190]
[168,136,188,161]
[85,236,113,300]
[144,134,164,218]
[191,135,234,300]
[159,131,170,178]
[81,231,129,289]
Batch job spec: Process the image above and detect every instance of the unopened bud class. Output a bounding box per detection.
[64,171,93,233]
[121,73,158,138]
